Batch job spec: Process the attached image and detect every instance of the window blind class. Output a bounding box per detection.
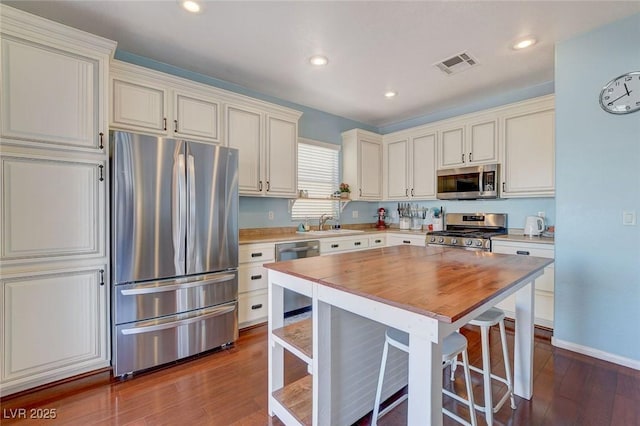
[292,139,340,220]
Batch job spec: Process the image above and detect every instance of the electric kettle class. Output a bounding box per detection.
[524,216,544,237]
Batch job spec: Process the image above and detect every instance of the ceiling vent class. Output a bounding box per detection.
[434,52,479,75]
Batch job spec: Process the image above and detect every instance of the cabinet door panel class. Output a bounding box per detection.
[469,119,497,163]
[1,38,99,150]
[503,109,555,195]
[112,78,166,133]
[386,139,409,199]
[411,133,437,198]
[226,105,262,194]
[1,155,104,261]
[175,93,219,142]
[1,266,107,383]
[359,139,382,199]
[440,127,464,167]
[266,116,297,196]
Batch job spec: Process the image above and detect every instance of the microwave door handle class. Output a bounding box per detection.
[478,170,484,193]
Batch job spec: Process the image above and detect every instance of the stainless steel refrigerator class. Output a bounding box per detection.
[111,131,239,377]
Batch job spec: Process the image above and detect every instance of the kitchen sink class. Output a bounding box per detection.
[299,229,365,236]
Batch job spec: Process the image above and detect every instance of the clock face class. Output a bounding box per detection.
[599,71,640,114]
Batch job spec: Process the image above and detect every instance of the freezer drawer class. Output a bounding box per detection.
[114,302,238,376]
[114,271,238,324]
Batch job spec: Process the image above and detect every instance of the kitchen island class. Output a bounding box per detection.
[265,245,553,425]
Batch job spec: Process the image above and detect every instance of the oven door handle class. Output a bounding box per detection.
[120,304,236,335]
[120,274,236,296]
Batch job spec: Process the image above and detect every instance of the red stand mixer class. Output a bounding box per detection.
[376,207,387,230]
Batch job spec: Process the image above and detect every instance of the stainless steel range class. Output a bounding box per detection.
[426,213,507,251]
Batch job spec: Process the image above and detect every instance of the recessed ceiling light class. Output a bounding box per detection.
[182,1,201,13]
[384,91,397,98]
[309,55,329,66]
[512,37,537,50]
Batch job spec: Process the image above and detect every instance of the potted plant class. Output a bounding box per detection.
[339,182,350,199]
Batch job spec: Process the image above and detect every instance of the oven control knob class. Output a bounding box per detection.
[475,240,483,247]
[451,238,457,245]
[465,239,473,246]
[429,236,436,243]
[438,237,445,243]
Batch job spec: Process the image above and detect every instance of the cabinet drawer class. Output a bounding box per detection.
[239,289,268,326]
[239,244,275,264]
[321,237,369,254]
[387,234,426,246]
[239,264,267,293]
[369,235,386,247]
[492,241,554,259]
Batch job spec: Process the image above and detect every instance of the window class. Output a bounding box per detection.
[292,138,340,220]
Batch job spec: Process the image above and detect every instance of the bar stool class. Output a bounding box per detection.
[452,307,516,425]
[372,328,477,426]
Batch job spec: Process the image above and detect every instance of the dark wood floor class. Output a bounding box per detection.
[2,322,638,425]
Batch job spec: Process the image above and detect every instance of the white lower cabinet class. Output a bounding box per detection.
[492,239,555,328]
[320,235,370,255]
[0,264,109,396]
[386,233,426,246]
[238,243,275,328]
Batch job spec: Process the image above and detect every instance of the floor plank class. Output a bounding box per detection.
[1,323,638,425]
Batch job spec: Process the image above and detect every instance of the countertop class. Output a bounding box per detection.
[264,245,552,323]
[239,227,426,244]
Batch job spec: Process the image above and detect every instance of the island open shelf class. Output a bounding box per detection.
[272,375,313,426]
[272,318,312,364]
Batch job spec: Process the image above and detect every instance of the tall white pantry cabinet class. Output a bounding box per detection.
[0,5,116,396]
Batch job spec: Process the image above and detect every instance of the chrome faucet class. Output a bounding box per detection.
[319,214,334,231]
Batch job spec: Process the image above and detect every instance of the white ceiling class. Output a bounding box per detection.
[5,1,640,128]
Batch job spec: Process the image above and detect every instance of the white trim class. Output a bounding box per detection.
[551,337,640,370]
[298,137,341,151]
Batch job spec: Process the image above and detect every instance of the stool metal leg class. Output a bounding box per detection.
[480,325,494,426]
[499,319,516,410]
[372,338,389,426]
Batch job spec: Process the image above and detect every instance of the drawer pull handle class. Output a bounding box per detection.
[354,241,361,246]
[251,252,263,258]
[331,244,339,248]
[375,239,382,243]
[516,250,530,255]
[250,274,262,280]
[251,304,263,310]
[403,240,410,244]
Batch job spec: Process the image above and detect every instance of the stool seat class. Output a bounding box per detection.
[468,307,505,327]
[372,329,477,426]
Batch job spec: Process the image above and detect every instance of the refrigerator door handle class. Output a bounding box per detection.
[120,303,236,335]
[119,273,236,296]
[173,153,187,275]
[187,153,196,271]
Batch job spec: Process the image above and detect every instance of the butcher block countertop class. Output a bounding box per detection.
[264,245,553,323]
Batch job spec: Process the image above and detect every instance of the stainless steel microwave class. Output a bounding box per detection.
[437,164,499,200]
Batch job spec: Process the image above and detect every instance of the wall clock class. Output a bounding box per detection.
[599,71,640,114]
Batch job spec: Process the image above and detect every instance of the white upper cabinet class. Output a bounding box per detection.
[111,76,168,133]
[384,129,437,200]
[501,96,555,197]
[0,8,114,154]
[225,103,301,197]
[438,115,498,168]
[342,129,383,200]
[110,61,221,144]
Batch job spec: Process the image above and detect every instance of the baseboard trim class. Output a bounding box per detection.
[551,337,640,370]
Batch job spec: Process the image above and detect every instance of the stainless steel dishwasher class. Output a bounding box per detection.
[275,240,320,315]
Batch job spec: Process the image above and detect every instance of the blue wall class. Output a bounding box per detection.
[555,13,640,362]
